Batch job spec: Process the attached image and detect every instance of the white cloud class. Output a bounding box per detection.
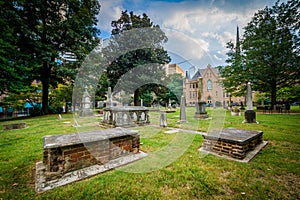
[97,0,124,34]
[97,0,280,67]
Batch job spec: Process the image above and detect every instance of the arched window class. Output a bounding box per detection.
[207,80,213,91]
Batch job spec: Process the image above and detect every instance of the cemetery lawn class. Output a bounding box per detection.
[0,108,299,199]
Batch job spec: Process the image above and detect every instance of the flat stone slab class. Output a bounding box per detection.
[3,122,26,130]
[203,128,263,145]
[35,151,147,193]
[44,127,138,149]
[199,140,268,163]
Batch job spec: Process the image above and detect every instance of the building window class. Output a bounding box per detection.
[216,91,218,97]
[207,79,213,91]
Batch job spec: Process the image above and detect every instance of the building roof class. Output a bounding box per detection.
[190,68,205,80]
[187,64,220,81]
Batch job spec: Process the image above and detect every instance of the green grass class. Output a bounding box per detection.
[0,108,299,199]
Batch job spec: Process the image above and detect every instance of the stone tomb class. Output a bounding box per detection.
[36,127,146,192]
[200,128,267,162]
[101,106,150,127]
[3,122,26,130]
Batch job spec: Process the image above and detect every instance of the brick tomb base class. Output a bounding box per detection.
[3,122,26,130]
[200,128,266,161]
[36,127,146,192]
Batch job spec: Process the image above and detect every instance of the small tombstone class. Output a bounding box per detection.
[58,114,62,120]
[160,111,167,127]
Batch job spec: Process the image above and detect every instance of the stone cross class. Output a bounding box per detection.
[180,96,186,122]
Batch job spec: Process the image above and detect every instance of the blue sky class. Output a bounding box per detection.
[97,0,282,71]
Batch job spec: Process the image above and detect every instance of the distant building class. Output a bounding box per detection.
[165,64,185,77]
[184,64,243,107]
[59,52,77,64]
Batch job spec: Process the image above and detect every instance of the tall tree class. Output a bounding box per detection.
[103,11,170,106]
[220,0,300,108]
[219,26,247,97]
[14,0,100,114]
[0,1,33,94]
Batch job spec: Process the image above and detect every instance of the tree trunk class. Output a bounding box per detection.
[271,81,277,110]
[134,88,139,106]
[65,101,68,114]
[41,61,52,114]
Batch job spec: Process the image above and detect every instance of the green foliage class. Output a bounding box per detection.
[166,73,184,104]
[103,11,171,105]
[219,0,300,107]
[0,1,34,94]
[1,0,101,114]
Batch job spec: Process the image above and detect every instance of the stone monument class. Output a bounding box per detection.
[107,87,112,107]
[180,96,186,122]
[160,111,167,127]
[194,77,209,119]
[79,86,93,117]
[244,82,257,123]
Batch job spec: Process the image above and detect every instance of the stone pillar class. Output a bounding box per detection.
[194,77,209,119]
[107,87,112,107]
[244,82,257,123]
[180,96,186,122]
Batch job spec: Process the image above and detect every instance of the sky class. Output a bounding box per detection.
[96,0,281,72]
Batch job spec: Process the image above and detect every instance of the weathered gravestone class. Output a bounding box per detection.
[180,96,187,122]
[194,77,209,119]
[244,82,257,123]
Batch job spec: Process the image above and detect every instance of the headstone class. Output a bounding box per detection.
[195,77,209,119]
[58,114,62,120]
[244,82,257,123]
[160,111,167,127]
[79,87,93,117]
[180,96,186,122]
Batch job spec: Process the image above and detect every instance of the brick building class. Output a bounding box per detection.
[184,64,243,107]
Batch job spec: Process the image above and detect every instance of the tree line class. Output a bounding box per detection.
[219,0,300,108]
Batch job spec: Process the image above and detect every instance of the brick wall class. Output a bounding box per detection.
[202,135,262,159]
[43,134,140,180]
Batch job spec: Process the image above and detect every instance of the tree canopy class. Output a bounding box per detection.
[0,0,101,114]
[102,11,171,106]
[219,0,300,108]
